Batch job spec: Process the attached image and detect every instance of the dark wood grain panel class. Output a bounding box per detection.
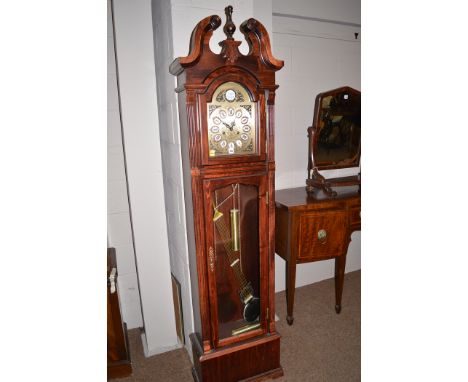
[349,207,361,229]
[297,210,347,260]
[274,205,289,260]
[191,333,282,382]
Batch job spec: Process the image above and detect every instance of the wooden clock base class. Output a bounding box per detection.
[190,333,283,382]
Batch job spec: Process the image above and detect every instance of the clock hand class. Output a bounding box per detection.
[222,121,236,131]
[228,121,237,131]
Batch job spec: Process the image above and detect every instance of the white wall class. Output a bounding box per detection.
[107,0,143,329]
[273,0,360,25]
[151,0,194,351]
[112,0,178,357]
[272,0,361,291]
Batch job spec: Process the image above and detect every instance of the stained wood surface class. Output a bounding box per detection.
[275,185,360,324]
[171,6,284,380]
[276,185,360,208]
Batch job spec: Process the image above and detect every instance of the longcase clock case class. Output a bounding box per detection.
[170,6,283,382]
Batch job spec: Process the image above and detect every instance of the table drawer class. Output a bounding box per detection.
[349,207,361,228]
[297,210,347,260]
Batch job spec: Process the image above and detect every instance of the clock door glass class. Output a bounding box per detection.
[211,182,261,340]
[207,82,256,157]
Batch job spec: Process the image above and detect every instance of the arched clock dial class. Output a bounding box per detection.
[207,82,256,157]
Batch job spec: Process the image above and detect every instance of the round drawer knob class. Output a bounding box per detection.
[317,229,327,242]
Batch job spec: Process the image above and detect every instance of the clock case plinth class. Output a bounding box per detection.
[170,7,283,382]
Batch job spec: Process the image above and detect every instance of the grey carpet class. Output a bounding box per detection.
[112,270,360,381]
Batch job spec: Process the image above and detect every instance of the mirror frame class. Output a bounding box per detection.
[306,86,361,197]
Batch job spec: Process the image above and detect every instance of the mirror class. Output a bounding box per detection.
[306,87,360,196]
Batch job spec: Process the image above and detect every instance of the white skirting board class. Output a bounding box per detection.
[141,330,183,358]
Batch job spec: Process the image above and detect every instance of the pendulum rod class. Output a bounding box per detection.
[213,185,254,305]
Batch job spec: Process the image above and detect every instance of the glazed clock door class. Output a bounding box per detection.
[203,175,268,347]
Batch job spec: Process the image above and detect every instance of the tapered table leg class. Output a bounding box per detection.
[334,255,347,314]
[285,259,296,325]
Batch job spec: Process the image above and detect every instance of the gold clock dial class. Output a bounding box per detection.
[207,82,256,157]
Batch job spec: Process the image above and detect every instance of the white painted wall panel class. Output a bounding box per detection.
[107,180,129,214]
[107,74,119,111]
[107,213,133,249]
[111,243,138,276]
[152,0,195,354]
[273,0,360,25]
[107,146,126,181]
[107,37,116,75]
[118,273,144,325]
[272,4,361,291]
[107,0,142,330]
[107,111,123,147]
[112,0,177,356]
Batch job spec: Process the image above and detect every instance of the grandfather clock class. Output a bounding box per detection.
[170,6,283,382]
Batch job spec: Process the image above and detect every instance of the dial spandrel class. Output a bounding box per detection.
[208,82,256,157]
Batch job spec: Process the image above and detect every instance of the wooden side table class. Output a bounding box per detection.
[275,186,360,325]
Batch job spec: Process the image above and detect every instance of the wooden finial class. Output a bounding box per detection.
[223,5,235,39]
